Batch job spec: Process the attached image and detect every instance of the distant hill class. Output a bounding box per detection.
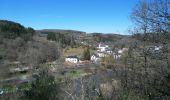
[38,29,86,34]
[89,33,128,43]
[0,20,26,33]
[0,20,35,40]
[37,29,86,39]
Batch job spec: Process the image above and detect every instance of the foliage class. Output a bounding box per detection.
[131,0,170,42]
[23,70,59,100]
[82,48,91,60]
[101,55,114,68]
[64,47,84,57]
[92,33,124,42]
[46,32,76,48]
[18,37,61,66]
[47,32,56,41]
[0,20,35,40]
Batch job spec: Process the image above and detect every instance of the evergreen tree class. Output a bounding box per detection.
[83,48,91,60]
[47,32,56,41]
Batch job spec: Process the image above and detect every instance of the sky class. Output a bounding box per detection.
[0,0,138,34]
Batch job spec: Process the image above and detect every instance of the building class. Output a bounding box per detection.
[105,48,113,54]
[97,43,112,53]
[113,53,121,59]
[97,52,109,58]
[65,56,79,63]
[118,50,123,54]
[91,54,100,62]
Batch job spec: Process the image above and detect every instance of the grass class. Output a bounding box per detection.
[63,47,84,57]
[1,85,17,93]
[18,83,31,91]
[55,67,100,83]
[55,65,112,83]
[65,70,84,78]
[55,69,85,82]
[63,47,95,57]
[0,83,31,94]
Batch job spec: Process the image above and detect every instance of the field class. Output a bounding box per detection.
[63,47,95,57]
[63,47,84,57]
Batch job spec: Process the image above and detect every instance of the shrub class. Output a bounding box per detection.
[23,70,59,100]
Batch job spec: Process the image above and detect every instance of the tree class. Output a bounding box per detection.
[131,0,170,42]
[47,32,56,41]
[0,20,35,40]
[149,0,170,33]
[131,0,150,38]
[27,27,35,36]
[82,48,91,60]
[23,69,60,100]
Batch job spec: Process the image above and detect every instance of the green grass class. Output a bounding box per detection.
[18,83,31,91]
[0,83,32,94]
[66,70,84,78]
[55,68,96,82]
[1,85,17,93]
[55,69,85,82]
[64,47,84,57]
[63,47,95,57]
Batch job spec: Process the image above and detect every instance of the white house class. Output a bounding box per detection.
[65,56,79,63]
[97,52,109,58]
[154,46,162,51]
[97,43,113,54]
[113,53,121,59]
[97,43,108,52]
[105,48,113,54]
[112,48,128,59]
[91,54,100,62]
[118,50,123,54]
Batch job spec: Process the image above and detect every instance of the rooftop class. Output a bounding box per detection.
[66,56,79,59]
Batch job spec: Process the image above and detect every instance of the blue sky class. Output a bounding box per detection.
[0,0,137,34]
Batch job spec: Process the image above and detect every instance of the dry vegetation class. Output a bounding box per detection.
[0,0,170,99]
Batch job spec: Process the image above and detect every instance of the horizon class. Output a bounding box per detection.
[0,0,138,35]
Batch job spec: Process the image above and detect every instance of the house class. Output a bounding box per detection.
[97,43,112,54]
[147,45,163,53]
[113,53,121,59]
[105,48,113,54]
[154,46,162,51]
[91,54,100,62]
[97,52,109,58]
[113,48,128,59]
[118,50,123,54]
[65,56,79,63]
[97,43,109,52]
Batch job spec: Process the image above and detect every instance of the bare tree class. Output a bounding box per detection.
[131,0,150,35]
[131,0,170,41]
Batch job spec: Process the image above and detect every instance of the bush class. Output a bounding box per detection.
[23,70,59,100]
[47,32,56,41]
[82,48,91,60]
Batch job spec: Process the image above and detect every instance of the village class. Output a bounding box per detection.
[64,42,164,67]
[65,43,127,64]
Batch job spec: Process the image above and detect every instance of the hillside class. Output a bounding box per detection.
[0,20,35,40]
[0,20,60,80]
[38,29,86,34]
[38,29,129,48]
[37,29,86,37]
